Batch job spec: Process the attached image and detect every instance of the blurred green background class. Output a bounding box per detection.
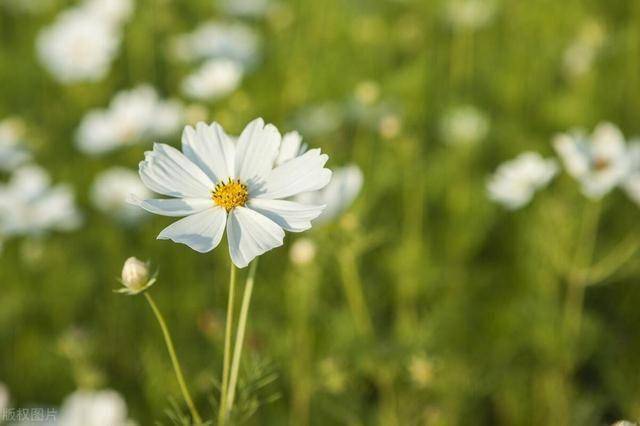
[1,0,640,424]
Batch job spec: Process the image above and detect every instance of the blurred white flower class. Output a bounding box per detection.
[445,0,497,31]
[0,165,82,238]
[36,8,120,83]
[131,119,331,268]
[441,105,489,146]
[76,85,184,155]
[91,167,151,223]
[562,20,605,79]
[554,122,629,199]
[181,59,244,101]
[296,164,363,224]
[58,389,129,426]
[0,382,8,413]
[0,117,30,172]
[82,0,134,26]
[289,238,316,265]
[487,152,557,210]
[292,103,344,137]
[218,0,271,18]
[171,22,260,66]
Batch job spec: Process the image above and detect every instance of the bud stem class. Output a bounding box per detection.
[144,292,202,425]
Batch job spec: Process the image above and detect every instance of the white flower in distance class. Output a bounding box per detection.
[181,59,244,101]
[171,22,260,66]
[91,167,151,223]
[0,117,30,172]
[58,389,129,426]
[441,105,489,146]
[297,165,363,224]
[0,165,82,238]
[82,0,134,26]
[36,8,120,83]
[77,85,184,155]
[132,118,331,268]
[553,122,629,199]
[487,152,557,210]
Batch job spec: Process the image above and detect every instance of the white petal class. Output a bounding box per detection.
[226,206,284,268]
[139,143,213,198]
[256,148,331,199]
[181,122,235,183]
[247,198,324,232]
[275,131,305,166]
[234,118,281,188]
[128,194,213,217]
[157,207,227,252]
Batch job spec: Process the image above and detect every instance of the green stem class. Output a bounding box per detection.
[227,259,259,412]
[144,293,202,425]
[218,259,237,426]
[338,248,373,337]
[563,201,601,367]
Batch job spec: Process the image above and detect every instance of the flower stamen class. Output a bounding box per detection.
[212,178,248,211]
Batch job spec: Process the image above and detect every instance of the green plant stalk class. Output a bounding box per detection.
[218,260,237,426]
[338,248,373,337]
[563,201,601,367]
[226,259,259,412]
[144,292,202,425]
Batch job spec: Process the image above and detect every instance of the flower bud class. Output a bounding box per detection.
[121,257,151,293]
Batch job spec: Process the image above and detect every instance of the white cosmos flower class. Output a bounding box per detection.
[487,152,558,210]
[181,59,244,101]
[58,389,129,426]
[171,22,260,66]
[77,85,184,155]
[441,105,489,146]
[36,8,120,83]
[0,165,82,238]
[91,167,151,223]
[0,117,30,172]
[131,118,332,268]
[82,0,134,26]
[553,122,629,199]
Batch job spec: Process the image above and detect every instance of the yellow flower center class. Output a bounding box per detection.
[212,178,249,211]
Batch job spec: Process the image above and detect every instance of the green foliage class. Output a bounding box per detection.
[1,0,640,425]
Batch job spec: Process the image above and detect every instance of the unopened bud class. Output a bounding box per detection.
[118,257,155,295]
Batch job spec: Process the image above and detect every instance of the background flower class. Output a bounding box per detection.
[487,152,558,209]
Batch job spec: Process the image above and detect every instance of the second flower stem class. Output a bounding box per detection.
[218,260,237,425]
[226,259,259,412]
[144,292,202,425]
